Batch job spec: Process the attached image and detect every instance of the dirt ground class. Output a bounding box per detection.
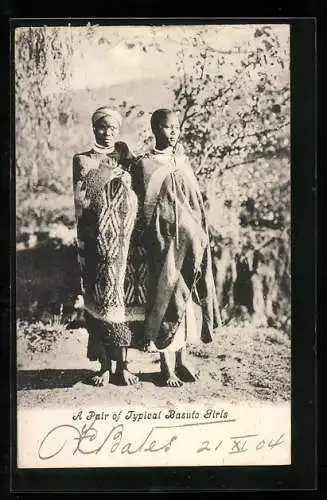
[17,324,291,410]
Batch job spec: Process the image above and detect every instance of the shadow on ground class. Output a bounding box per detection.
[17,368,166,390]
[137,371,166,387]
[17,369,94,390]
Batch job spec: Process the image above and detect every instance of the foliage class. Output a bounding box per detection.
[17,314,66,354]
[15,25,291,329]
[15,25,155,211]
[15,27,74,194]
[173,26,289,172]
[171,25,290,236]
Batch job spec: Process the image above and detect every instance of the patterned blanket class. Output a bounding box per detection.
[73,145,147,354]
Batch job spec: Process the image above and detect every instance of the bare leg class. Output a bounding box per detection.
[116,347,139,385]
[92,345,111,386]
[175,348,200,382]
[160,351,183,387]
[144,340,158,353]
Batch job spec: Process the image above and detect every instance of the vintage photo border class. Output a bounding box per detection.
[7,16,317,492]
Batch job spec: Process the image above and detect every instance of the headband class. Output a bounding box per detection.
[92,107,123,127]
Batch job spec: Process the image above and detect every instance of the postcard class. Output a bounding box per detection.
[15,22,292,469]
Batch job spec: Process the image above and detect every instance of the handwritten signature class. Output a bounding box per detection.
[38,418,285,461]
[38,419,178,460]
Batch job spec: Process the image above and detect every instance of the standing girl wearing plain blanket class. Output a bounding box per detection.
[133,109,221,387]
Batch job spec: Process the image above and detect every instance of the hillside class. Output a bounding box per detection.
[16,76,175,233]
[66,76,175,146]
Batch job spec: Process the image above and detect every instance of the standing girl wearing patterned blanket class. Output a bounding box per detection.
[72,106,141,386]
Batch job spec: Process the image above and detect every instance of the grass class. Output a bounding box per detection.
[17,306,67,354]
[17,322,291,406]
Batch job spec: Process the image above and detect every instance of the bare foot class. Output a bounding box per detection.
[144,340,157,353]
[176,363,200,382]
[91,370,110,386]
[166,374,183,388]
[120,369,139,386]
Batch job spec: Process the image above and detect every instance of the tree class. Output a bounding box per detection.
[171,25,290,237]
[15,25,99,197]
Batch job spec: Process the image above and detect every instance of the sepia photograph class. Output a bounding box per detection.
[15,22,292,468]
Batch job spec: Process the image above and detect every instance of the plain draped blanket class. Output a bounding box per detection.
[133,149,221,350]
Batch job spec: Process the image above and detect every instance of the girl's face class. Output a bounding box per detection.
[93,116,120,148]
[156,114,180,149]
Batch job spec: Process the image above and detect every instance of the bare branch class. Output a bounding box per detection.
[206,47,253,55]
[195,143,215,174]
[225,156,267,170]
[180,106,198,130]
[228,120,290,147]
[182,59,254,125]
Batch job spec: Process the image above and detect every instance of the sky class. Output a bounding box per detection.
[40,24,290,94]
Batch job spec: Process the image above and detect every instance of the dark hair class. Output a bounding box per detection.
[150,108,174,133]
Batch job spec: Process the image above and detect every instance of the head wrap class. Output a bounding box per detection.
[92,107,123,127]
